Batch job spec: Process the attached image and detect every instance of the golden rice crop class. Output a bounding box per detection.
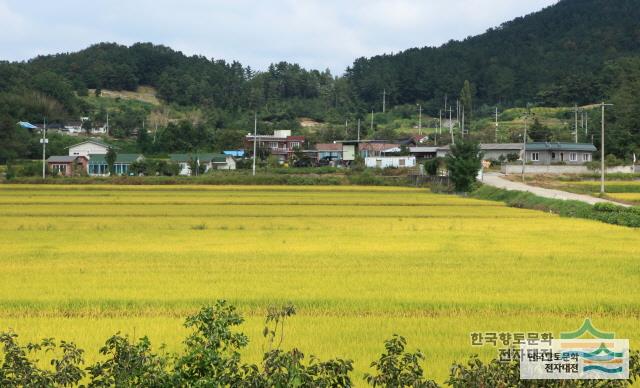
[0,185,638,383]
[606,192,640,205]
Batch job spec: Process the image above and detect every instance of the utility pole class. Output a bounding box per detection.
[106,111,109,136]
[345,119,348,137]
[357,119,361,142]
[522,104,532,183]
[252,112,257,176]
[456,100,459,130]
[370,110,374,133]
[522,112,528,183]
[434,118,438,146]
[495,106,499,142]
[585,112,588,135]
[438,109,442,135]
[417,104,422,135]
[574,103,578,143]
[444,95,447,117]
[382,89,386,113]
[449,106,454,145]
[600,102,613,194]
[41,117,48,180]
[461,106,465,139]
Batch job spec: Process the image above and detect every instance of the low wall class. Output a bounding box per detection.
[501,164,636,175]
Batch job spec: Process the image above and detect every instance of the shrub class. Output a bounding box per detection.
[1,303,639,387]
[365,335,438,387]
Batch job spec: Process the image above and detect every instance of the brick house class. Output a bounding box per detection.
[46,155,89,176]
[244,130,305,162]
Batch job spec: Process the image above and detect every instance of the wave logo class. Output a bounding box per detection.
[520,319,629,380]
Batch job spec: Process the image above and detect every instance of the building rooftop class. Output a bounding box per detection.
[65,139,114,149]
[169,153,228,163]
[526,142,597,152]
[47,156,85,163]
[315,143,343,151]
[481,143,524,150]
[409,147,439,153]
[88,154,143,164]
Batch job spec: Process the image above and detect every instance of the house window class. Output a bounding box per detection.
[531,152,539,161]
[52,164,66,174]
[268,142,278,149]
[582,153,591,162]
[399,159,405,166]
[289,141,300,149]
[570,152,577,162]
[551,152,556,159]
[114,164,129,175]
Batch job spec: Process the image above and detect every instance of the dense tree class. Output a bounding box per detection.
[445,140,482,192]
[346,0,640,108]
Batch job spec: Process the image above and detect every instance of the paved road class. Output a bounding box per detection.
[480,172,631,207]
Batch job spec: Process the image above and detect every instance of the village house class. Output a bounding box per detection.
[314,143,344,162]
[357,142,402,157]
[244,130,306,162]
[87,154,144,176]
[436,143,523,161]
[67,139,113,157]
[524,142,596,164]
[169,153,236,176]
[409,146,439,160]
[46,155,89,176]
[365,156,416,169]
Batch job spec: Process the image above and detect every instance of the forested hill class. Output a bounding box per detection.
[23,42,341,112]
[1,0,640,161]
[346,0,640,109]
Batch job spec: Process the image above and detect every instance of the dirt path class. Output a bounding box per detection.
[480,172,631,207]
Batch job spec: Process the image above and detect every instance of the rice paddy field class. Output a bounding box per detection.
[558,180,640,205]
[0,184,638,383]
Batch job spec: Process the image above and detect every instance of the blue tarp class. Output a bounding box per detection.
[223,150,245,157]
[18,121,38,129]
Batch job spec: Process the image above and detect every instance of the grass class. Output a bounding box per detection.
[471,184,640,227]
[0,185,638,383]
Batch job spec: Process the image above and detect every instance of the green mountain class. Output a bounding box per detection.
[346,0,640,109]
[1,0,639,162]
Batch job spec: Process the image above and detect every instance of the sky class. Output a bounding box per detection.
[0,0,557,75]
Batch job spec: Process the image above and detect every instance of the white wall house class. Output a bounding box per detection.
[169,153,236,176]
[67,140,111,157]
[365,156,416,169]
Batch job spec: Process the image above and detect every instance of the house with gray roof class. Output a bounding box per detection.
[524,142,596,165]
